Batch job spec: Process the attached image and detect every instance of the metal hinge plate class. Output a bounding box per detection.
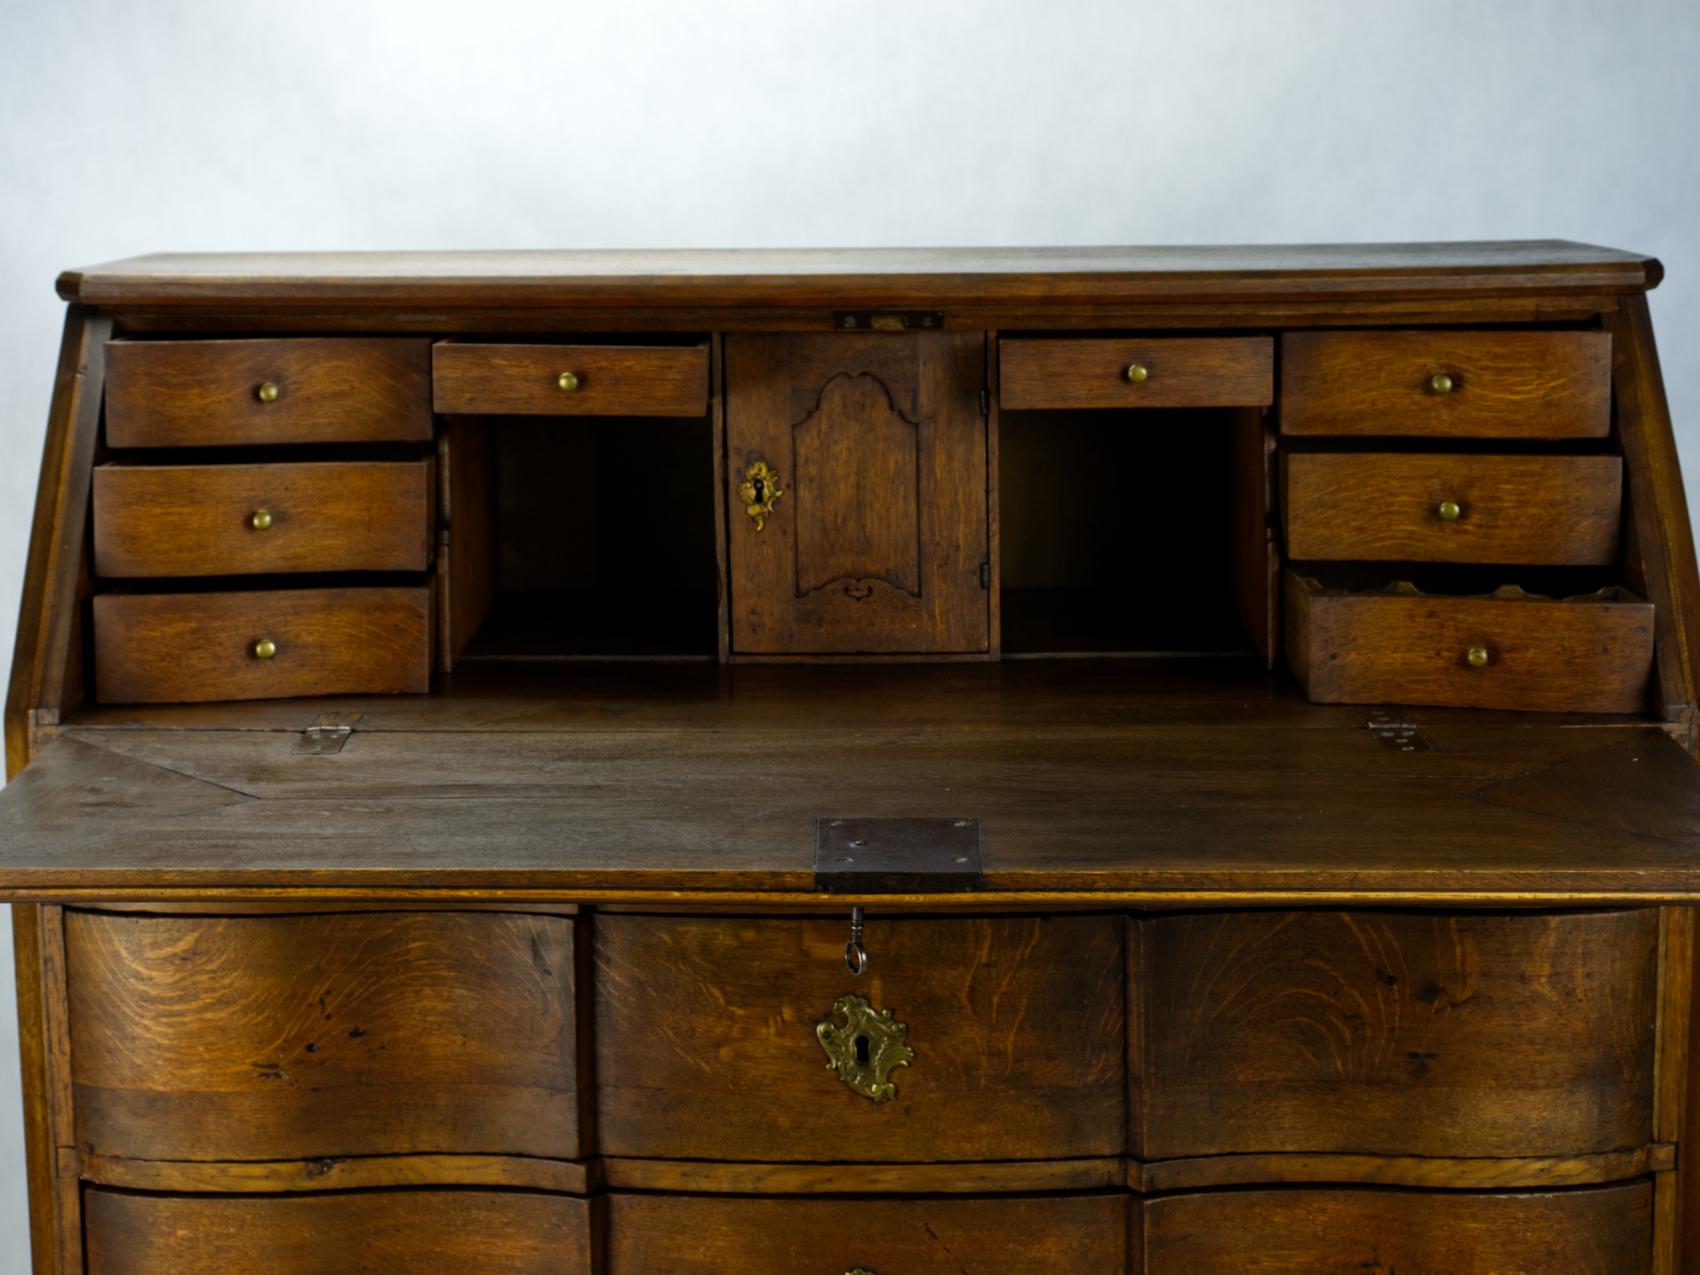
[293,712,364,755]
[1365,712,1432,753]
[815,817,984,893]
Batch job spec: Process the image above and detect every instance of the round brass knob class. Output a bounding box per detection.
[1429,372,1455,395]
[252,638,278,661]
[1125,363,1149,384]
[256,381,281,403]
[556,371,580,393]
[1465,645,1490,669]
[249,510,274,531]
[1436,499,1462,522]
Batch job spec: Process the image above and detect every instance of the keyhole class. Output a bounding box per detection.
[751,477,765,503]
[854,1034,871,1065]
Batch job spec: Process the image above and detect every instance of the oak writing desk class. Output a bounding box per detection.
[4,244,1700,1272]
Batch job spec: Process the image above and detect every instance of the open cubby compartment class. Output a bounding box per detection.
[998,404,1275,658]
[438,411,719,665]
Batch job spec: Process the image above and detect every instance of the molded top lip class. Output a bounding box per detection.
[56,240,1663,307]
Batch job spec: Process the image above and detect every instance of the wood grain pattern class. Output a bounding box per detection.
[999,336,1273,409]
[606,1193,1128,1274]
[93,460,434,577]
[1280,329,1613,437]
[67,910,580,1161]
[432,341,708,416]
[1231,406,1278,665]
[84,1189,593,1275]
[725,332,988,654]
[437,419,496,670]
[104,338,431,448]
[1140,909,1658,1159]
[601,1156,1124,1194]
[595,913,1125,1161]
[93,586,432,703]
[81,1151,591,1194]
[1141,1145,1674,1191]
[1142,1183,1653,1274]
[1286,572,1654,713]
[1283,452,1623,565]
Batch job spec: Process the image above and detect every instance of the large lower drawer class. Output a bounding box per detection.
[67,911,582,1161]
[84,1189,593,1275]
[92,585,433,702]
[1142,1183,1651,1273]
[607,1193,1129,1273]
[595,913,1127,1162]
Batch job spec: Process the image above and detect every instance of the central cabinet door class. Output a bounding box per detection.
[725,333,989,654]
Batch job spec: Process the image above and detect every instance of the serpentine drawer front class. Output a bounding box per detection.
[5,244,1697,1274]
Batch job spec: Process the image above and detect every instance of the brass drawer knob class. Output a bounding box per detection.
[1436,499,1462,522]
[556,371,581,393]
[1429,372,1455,395]
[817,994,912,1103]
[249,510,274,531]
[1465,645,1491,669]
[1125,363,1150,384]
[252,638,278,661]
[255,381,281,403]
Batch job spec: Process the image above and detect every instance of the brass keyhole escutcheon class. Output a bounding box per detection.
[739,459,784,531]
[816,994,913,1103]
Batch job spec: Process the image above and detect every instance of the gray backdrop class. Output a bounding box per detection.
[1,0,1696,1262]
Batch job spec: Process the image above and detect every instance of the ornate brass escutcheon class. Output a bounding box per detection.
[738,459,783,531]
[815,994,913,1103]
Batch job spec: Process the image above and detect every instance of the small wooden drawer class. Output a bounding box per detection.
[433,341,709,415]
[999,336,1273,409]
[1280,329,1612,438]
[594,914,1126,1162]
[93,460,435,577]
[93,585,432,703]
[67,911,581,1161]
[1142,909,1657,1158]
[1143,1183,1651,1273]
[105,338,432,448]
[1282,452,1622,565]
[1285,572,1654,712]
[85,1189,593,1275]
[607,1193,1129,1274]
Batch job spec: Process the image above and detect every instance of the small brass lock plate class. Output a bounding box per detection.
[738,459,783,531]
[816,994,913,1103]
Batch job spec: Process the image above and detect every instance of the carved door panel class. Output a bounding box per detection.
[725,333,988,654]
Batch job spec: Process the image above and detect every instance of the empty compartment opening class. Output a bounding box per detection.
[1000,407,1256,655]
[454,414,718,660]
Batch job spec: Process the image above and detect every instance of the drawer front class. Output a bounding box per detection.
[1143,909,1657,1159]
[433,341,709,415]
[1000,336,1273,409]
[1283,452,1622,565]
[93,460,434,577]
[93,585,432,702]
[68,911,580,1161]
[1286,572,1654,712]
[1143,1183,1651,1274]
[85,1189,593,1275]
[607,1193,1128,1274]
[1280,329,1613,438]
[105,338,432,448]
[595,914,1126,1161]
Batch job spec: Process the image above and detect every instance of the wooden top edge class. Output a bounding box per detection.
[56,241,1662,306]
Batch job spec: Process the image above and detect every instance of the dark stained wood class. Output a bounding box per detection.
[81,1151,590,1194]
[1141,1183,1653,1274]
[595,913,1124,1161]
[437,419,496,671]
[1141,909,1657,1158]
[93,460,434,577]
[998,335,1273,409]
[605,1193,1128,1274]
[104,338,431,448]
[600,1156,1124,1194]
[13,907,57,1275]
[432,340,709,416]
[1141,1145,1673,1191]
[1282,452,1624,565]
[1286,572,1654,713]
[1656,906,1694,1273]
[92,586,432,703]
[1280,329,1612,437]
[67,910,581,1161]
[725,332,989,654]
[59,242,1660,309]
[1231,406,1278,665]
[84,1189,593,1275]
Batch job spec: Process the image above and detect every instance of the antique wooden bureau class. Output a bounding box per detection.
[3,244,1700,1273]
